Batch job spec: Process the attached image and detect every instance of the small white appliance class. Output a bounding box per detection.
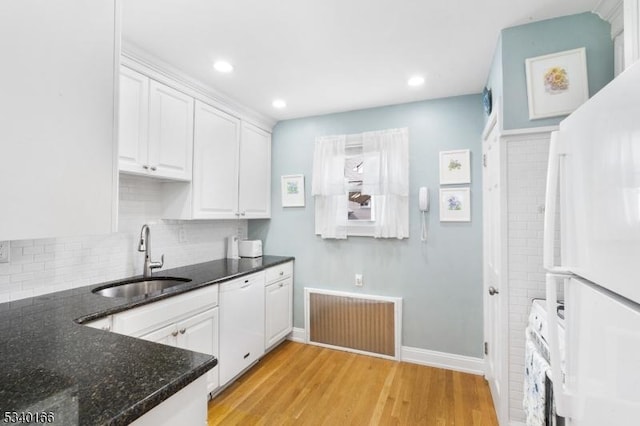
[239,240,262,258]
[543,61,640,425]
[226,235,239,259]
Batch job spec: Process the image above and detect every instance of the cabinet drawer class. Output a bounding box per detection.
[113,284,218,337]
[265,262,293,284]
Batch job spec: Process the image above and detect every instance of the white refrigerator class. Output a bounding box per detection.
[543,60,640,425]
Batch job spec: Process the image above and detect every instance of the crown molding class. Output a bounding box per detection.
[121,41,277,131]
[593,0,624,37]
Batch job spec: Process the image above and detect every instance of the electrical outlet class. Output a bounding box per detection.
[355,273,363,287]
[0,241,10,263]
[178,226,187,243]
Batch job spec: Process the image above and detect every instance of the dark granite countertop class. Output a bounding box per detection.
[0,255,294,425]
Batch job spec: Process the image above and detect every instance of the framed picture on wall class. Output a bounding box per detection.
[281,174,305,207]
[440,188,471,222]
[439,149,471,185]
[525,47,589,120]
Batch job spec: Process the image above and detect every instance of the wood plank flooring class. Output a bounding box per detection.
[208,341,498,425]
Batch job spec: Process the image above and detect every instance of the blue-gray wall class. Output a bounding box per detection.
[485,35,503,125]
[501,12,613,130]
[249,95,485,357]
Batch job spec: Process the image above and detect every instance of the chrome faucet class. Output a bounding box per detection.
[138,224,164,277]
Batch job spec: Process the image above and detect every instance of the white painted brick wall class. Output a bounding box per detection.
[0,175,247,303]
[506,136,551,423]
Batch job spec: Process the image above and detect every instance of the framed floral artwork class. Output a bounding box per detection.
[525,47,589,120]
[439,188,471,222]
[439,149,471,185]
[281,174,305,207]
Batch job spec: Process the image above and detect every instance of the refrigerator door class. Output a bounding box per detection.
[558,61,640,305]
[564,276,640,425]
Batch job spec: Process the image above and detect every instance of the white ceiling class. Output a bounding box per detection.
[123,0,601,122]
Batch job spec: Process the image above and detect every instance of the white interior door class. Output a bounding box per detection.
[482,119,508,423]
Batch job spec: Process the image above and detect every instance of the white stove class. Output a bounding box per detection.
[528,299,565,370]
[524,299,566,426]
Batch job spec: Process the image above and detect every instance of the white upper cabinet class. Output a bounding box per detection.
[0,0,118,241]
[119,67,149,174]
[192,101,240,219]
[163,100,271,220]
[118,66,194,181]
[239,123,272,219]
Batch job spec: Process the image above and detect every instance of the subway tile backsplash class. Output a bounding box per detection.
[0,175,247,303]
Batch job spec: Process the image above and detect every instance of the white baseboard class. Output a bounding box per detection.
[400,346,485,376]
[287,328,484,376]
[509,421,525,426]
[288,327,306,343]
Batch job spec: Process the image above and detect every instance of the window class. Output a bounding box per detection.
[345,145,376,236]
[312,128,409,239]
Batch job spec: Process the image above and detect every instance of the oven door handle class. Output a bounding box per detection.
[546,273,571,417]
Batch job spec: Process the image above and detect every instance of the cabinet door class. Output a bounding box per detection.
[238,123,271,218]
[118,66,149,175]
[192,101,240,219]
[176,307,219,393]
[0,0,117,241]
[139,323,178,347]
[265,277,293,349]
[148,81,194,181]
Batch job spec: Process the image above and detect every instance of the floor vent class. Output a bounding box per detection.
[304,288,402,360]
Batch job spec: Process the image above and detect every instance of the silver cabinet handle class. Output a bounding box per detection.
[142,165,149,170]
[279,271,284,276]
[179,328,186,334]
[150,166,157,171]
[279,283,284,288]
[171,330,179,337]
[235,212,240,217]
[488,286,499,296]
[240,211,246,216]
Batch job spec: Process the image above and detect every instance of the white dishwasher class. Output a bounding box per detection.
[219,271,265,386]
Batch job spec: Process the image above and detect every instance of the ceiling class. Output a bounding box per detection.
[123,0,601,122]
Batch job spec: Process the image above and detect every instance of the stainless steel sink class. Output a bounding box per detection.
[92,277,192,298]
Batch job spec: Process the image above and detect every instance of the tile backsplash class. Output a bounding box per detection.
[0,175,247,303]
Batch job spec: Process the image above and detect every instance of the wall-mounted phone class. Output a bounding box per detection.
[419,187,429,242]
[419,187,429,212]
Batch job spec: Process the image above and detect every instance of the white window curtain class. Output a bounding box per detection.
[312,135,347,239]
[362,128,409,239]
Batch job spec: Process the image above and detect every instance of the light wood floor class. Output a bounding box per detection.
[208,341,498,425]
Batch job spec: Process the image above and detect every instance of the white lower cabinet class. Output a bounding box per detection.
[140,308,220,393]
[265,277,293,350]
[264,261,294,351]
[111,284,219,394]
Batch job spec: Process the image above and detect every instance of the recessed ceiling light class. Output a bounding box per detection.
[213,60,233,73]
[408,76,425,87]
[272,99,287,109]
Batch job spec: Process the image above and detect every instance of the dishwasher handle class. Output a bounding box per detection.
[240,279,251,289]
